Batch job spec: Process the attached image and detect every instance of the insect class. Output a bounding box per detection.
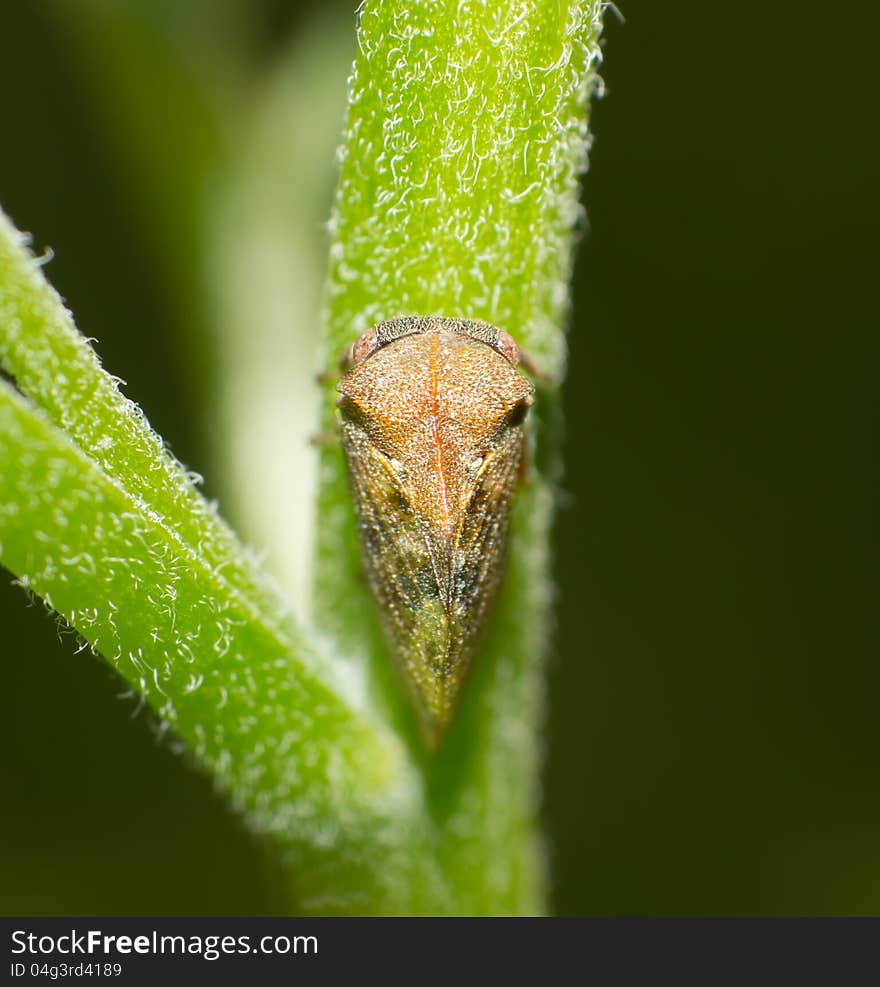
[337,316,534,748]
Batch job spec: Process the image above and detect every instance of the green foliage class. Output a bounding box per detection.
[0,0,605,914]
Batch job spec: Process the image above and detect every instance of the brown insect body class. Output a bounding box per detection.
[337,317,533,747]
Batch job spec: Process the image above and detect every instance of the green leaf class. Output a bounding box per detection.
[0,211,282,624]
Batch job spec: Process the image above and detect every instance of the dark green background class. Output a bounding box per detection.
[1,2,876,914]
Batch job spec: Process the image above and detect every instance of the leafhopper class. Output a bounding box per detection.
[337,317,533,748]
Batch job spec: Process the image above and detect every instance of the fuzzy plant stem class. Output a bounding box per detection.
[0,212,415,914]
[314,0,605,913]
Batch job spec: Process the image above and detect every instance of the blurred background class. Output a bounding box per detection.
[1,0,876,914]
